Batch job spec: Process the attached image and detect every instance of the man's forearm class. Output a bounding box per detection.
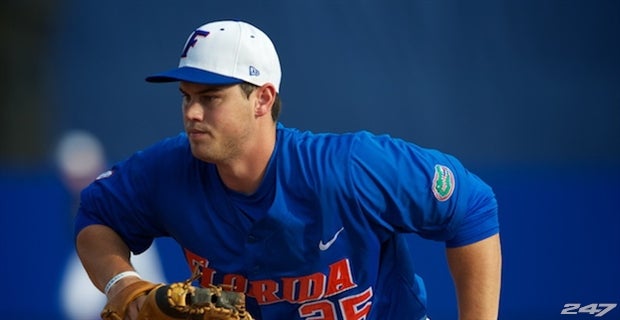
[446,233,502,320]
[75,224,138,296]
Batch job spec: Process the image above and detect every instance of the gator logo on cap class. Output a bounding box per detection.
[432,164,455,201]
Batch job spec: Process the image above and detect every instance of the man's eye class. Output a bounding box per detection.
[200,95,217,102]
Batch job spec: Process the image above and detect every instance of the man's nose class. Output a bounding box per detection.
[184,100,203,121]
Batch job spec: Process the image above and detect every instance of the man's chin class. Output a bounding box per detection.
[189,147,216,163]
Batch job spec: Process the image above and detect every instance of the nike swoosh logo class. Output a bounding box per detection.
[319,227,344,251]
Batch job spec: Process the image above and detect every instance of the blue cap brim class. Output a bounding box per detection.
[145,66,243,85]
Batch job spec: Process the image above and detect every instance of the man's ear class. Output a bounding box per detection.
[254,84,277,117]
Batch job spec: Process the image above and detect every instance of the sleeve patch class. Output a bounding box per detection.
[432,164,455,201]
[95,170,113,180]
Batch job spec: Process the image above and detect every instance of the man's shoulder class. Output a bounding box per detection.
[277,123,371,148]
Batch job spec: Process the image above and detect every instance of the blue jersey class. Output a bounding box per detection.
[75,124,499,320]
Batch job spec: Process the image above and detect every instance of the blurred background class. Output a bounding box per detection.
[1,0,618,319]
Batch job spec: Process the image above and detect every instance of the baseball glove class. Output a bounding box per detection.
[101,270,253,320]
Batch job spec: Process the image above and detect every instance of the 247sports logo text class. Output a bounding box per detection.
[561,303,617,317]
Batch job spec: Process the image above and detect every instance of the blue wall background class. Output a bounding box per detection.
[1,0,618,319]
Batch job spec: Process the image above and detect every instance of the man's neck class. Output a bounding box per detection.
[216,129,276,195]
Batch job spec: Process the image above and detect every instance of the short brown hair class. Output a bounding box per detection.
[239,82,281,122]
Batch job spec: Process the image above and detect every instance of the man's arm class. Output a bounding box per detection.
[75,224,143,299]
[446,233,502,320]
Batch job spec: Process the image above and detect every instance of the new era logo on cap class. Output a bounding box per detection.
[146,20,281,92]
[249,66,260,77]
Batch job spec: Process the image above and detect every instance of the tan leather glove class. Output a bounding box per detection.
[101,279,254,320]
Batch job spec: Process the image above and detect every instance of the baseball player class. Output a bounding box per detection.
[75,20,501,320]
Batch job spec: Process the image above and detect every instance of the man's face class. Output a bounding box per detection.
[180,82,255,163]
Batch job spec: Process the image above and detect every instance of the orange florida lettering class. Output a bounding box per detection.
[184,250,374,319]
[184,249,358,304]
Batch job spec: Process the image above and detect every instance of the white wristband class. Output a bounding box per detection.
[104,271,141,296]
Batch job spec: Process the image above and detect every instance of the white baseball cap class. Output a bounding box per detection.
[146,20,281,92]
